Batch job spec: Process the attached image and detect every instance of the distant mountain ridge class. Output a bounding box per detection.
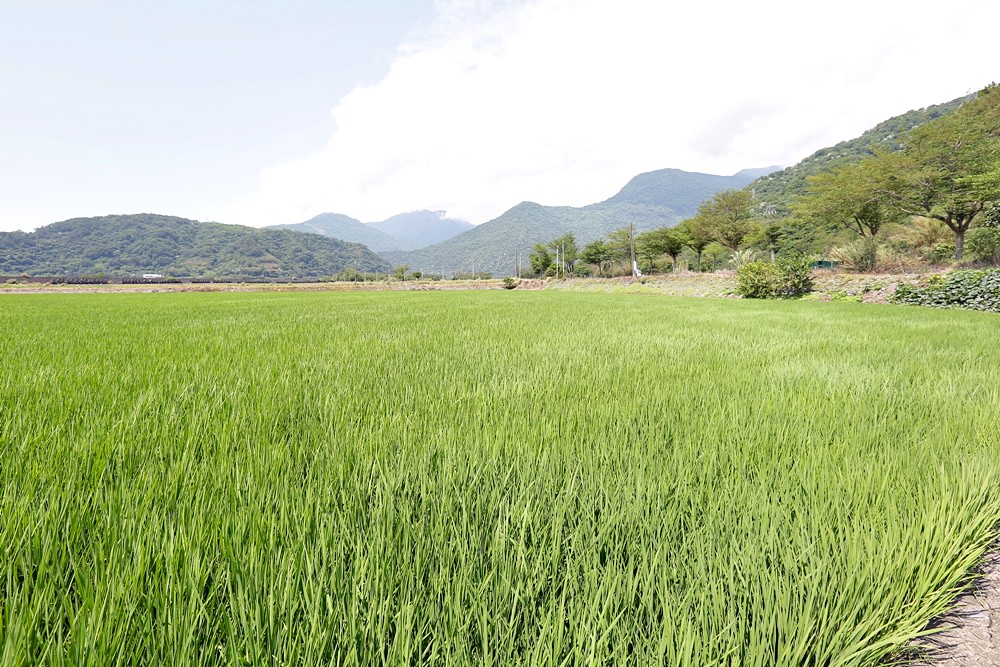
[269,213,420,252]
[602,167,780,211]
[0,214,391,277]
[8,95,972,280]
[269,210,473,251]
[381,168,776,277]
[369,211,474,245]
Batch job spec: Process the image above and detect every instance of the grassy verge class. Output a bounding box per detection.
[541,270,940,302]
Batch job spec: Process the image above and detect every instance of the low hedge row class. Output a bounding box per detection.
[893,269,1000,313]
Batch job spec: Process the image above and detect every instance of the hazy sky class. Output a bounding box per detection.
[2,0,997,232]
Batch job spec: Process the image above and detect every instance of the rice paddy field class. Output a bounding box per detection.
[1,290,999,666]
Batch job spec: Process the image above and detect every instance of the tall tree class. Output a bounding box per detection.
[791,158,900,270]
[580,239,614,277]
[879,84,1000,260]
[528,243,552,277]
[605,227,635,275]
[546,232,579,275]
[637,226,685,271]
[677,217,713,271]
[698,189,756,251]
[758,222,784,262]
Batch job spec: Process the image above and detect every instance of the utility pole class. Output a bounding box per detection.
[629,222,640,278]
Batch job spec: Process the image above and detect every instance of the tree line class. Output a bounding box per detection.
[529,83,1000,277]
[791,83,1000,269]
[527,188,780,277]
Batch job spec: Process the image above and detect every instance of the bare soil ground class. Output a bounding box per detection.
[542,270,932,301]
[911,552,1000,666]
[0,271,931,299]
[0,279,522,295]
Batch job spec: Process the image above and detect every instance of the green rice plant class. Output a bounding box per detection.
[0,292,998,665]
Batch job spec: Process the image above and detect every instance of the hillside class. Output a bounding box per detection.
[270,210,472,251]
[0,214,391,278]
[368,210,474,246]
[749,94,972,214]
[603,167,777,212]
[269,213,418,252]
[382,168,773,277]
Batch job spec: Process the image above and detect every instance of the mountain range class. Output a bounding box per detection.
[268,210,474,252]
[1,92,973,279]
[0,214,390,278]
[372,94,972,277]
[379,168,776,277]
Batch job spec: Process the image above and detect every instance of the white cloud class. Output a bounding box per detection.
[223,0,1000,227]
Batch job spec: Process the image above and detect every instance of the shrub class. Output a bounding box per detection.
[967,228,1000,264]
[875,245,921,272]
[775,252,814,297]
[736,252,813,299]
[736,261,781,299]
[502,277,518,289]
[893,269,1000,312]
[830,237,878,272]
[728,249,757,269]
[928,242,956,265]
[573,264,592,278]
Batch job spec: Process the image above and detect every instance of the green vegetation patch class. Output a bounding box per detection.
[0,214,392,278]
[1,292,998,665]
[894,268,1000,312]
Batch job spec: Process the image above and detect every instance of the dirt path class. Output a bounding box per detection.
[0,280,528,295]
[913,552,1000,666]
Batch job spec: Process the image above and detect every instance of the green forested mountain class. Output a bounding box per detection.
[0,214,391,277]
[268,212,421,252]
[605,167,776,211]
[749,94,972,215]
[383,168,773,277]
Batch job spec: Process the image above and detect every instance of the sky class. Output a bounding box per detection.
[2,0,998,233]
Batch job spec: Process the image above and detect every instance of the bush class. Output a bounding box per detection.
[967,228,1000,264]
[736,261,781,299]
[929,242,956,265]
[830,237,878,272]
[875,245,922,272]
[728,249,757,269]
[775,252,814,297]
[893,269,1000,312]
[502,277,518,289]
[573,264,592,278]
[736,252,813,299]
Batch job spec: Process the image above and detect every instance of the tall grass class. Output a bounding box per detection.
[1,291,998,665]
